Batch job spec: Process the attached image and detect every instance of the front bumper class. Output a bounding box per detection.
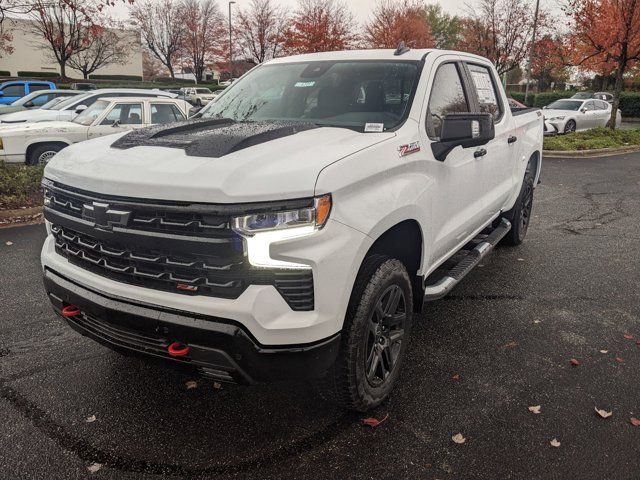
[44,268,341,384]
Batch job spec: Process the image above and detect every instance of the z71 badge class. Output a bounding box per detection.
[398,141,421,157]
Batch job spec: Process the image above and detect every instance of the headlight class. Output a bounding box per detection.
[549,116,565,121]
[232,194,332,269]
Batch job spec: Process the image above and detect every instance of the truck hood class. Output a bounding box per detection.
[0,108,60,124]
[0,120,79,136]
[45,121,395,203]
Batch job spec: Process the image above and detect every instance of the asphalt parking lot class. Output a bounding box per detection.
[1,153,640,480]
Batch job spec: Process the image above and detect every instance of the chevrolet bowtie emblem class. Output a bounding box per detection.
[82,202,131,231]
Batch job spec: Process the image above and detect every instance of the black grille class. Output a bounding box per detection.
[44,181,314,311]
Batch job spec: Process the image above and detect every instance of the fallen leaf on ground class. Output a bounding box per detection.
[570,358,580,366]
[630,418,640,427]
[213,382,223,389]
[615,357,625,363]
[595,407,613,419]
[533,320,541,324]
[503,341,518,349]
[624,334,634,340]
[185,380,198,390]
[528,405,541,414]
[517,258,524,261]
[85,415,96,423]
[599,350,608,354]
[5,241,13,246]
[362,413,389,428]
[550,438,561,447]
[452,374,461,381]
[451,433,466,444]
[87,463,102,473]
[636,340,640,346]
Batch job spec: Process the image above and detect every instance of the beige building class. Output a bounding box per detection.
[0,18,142,78]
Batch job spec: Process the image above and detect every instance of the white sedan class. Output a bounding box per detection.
[0,97,189,164]
[543,98,622,134]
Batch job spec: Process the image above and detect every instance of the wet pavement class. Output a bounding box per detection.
[1,153,639,479]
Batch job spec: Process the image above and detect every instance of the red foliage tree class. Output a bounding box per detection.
[566,0,640,129]
[281,0,357,55]
[365,0,435,49]
[530,35,569,90]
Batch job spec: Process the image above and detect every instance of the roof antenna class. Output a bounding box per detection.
[394,41,411,56]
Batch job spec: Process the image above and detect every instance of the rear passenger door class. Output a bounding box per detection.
[462,61,516,217]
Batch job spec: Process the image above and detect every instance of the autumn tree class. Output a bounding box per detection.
[424,4,461,49]
[365,0,434,49]
[457,0,545,75]
[235,0,287,63]
[131,0,185,79]
[530,35,569,91]
[25,0,104,78]
[566,0,640,130]
[281,0,357,54]
[67,23,132,79]
[179,0,226,82]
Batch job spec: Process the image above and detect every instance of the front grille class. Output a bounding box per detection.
[44,180,314,311]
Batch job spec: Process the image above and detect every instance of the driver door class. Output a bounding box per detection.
[417,57,489,265]
[87,102,144,139]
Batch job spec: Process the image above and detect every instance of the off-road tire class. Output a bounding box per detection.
[27,143,64,165]
[316,254,413,411]
[501,160,535,246]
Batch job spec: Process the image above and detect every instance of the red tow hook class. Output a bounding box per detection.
[61,305,81,317]
[168,342,190,357]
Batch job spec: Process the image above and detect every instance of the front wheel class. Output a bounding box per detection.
[564,120,576,134]
[317,255,413,411]
[27,143,64,165]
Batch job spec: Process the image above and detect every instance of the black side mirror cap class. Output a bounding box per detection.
[431,113,495,161]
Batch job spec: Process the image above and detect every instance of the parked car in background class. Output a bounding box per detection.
[543,98,621,133]
[41,48,543,410]
[0,80,56,105]
[218,78,237,87]
[570,91,595,100]
[180,87,217,106]
[0,90,81,117]
[508,97,527,109]
[0,88,177,124]
[0,97,189,165]
[594,92,614,103]
[70,83,97,91]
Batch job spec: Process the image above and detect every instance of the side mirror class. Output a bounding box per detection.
[432,113,495,162]
[580,108,587,113]
[24,101,35,108]
[75,104,87,114]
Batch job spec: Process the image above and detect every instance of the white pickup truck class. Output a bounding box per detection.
[41,48,543,411]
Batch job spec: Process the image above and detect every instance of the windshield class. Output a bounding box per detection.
[199,60,420,131]
[10,91,43,106]
[196,88,212,94]
[41,96,69,110]
[73,100,109,126]
[571,92,592,99]
[547,100,583,111]
[50,93,90,110]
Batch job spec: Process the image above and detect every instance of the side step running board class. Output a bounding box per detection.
[423,218,512,301]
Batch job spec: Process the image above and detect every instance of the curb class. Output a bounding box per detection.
[0,206,43,228]
[543,145,640,158]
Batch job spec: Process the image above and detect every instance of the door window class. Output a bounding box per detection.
[150,103,186,123]
[29,84,51,92]
[595,100,608,110]
[32,93,53,105]
[100,103,143,125]
[584,101,596,111]
[426,63,469,140]
[1,84,24,96]
[467,63,503,121]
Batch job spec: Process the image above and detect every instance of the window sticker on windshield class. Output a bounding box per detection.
[294,81,315,88]
[470,70,497,105]
[364,123,384,132]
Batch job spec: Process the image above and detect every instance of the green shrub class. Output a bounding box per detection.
[0,162,44,208]
[533,91,574,108]
[152,76,195,84]
[544,127,640,151]
[89,74,143,81]
[17,71,58,78]
[619,92,640,118]
[0,70,10,77]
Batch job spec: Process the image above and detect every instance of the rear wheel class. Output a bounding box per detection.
[27,143,64,165]
[564,120,576,134]
[501,160,535,246]
[317,255,413,411]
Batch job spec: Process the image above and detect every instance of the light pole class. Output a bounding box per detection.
[524,0,541,105]
[228,1,236,80]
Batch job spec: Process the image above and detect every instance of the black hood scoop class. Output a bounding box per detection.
[111,119,319,158]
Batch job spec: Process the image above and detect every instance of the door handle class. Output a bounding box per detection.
[508,135,518,144]
[474,148,487,158]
